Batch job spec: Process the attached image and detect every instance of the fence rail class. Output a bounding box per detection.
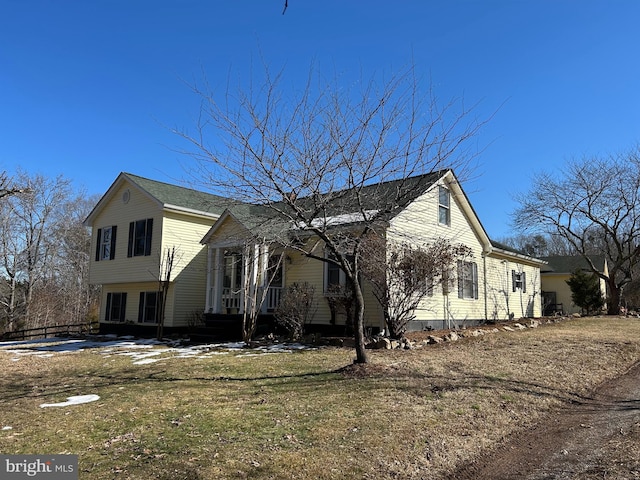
[0,322,99,341]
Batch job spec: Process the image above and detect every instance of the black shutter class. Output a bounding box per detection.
[138,292,145,322]
[512,270,517,292]
[128,222,134,257]
[120,293,127,322]
[110,226,117,260]
[522,272,526,293]
[473,263,479,299]
[95,228,102,261]
[144,218,153,256]
[105,292,112,321]
[156,291,163,322]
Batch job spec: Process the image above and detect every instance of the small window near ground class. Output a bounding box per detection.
[138,291,162,323]
[105,292,127,322]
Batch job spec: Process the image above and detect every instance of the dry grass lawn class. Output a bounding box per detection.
[1,316,640,479]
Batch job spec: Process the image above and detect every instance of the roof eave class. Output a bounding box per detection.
[489,246,547,266]
[163,204,221,219]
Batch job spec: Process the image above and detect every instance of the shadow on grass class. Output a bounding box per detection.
[2,357,628,414]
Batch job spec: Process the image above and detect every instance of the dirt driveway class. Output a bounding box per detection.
[448,361,640,479]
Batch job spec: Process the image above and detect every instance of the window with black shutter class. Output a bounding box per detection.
[138,291,162,323]
[512,270,526,292]
[105,292,127,322]
[127,218,153,257]
[95,226,117,261]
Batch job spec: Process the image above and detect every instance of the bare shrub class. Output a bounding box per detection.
[274,282,316,341]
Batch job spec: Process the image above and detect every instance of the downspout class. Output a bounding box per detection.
[482,253,488,322]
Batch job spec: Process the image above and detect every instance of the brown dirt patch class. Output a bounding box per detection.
[448,360,640,479]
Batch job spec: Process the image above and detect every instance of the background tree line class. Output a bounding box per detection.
[503,149,640,315]
[0,170,99,335]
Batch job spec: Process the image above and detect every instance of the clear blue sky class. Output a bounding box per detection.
[2,1,639,238]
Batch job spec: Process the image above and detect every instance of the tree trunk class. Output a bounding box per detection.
[353,281,369,364]
[607,278,621,315]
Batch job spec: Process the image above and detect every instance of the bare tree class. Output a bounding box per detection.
[0,172,28,201]
[360,233,471,339]
[156,246,177,341]
[0,172,72,329]
[177,63,485,363]
[513,148,640,315]
[241,247,285,344]
[497,233,578,257]
[49,193,101,326]
[0,171,95,335]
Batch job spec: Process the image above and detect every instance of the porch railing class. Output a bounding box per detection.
[222,288,241,310]
[264,286,283,312]
[220,286,283,312]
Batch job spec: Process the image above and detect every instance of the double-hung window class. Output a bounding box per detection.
[95,226,117,261]
[438,186,451,226]
[138,291,162,323]
[128,218,153,257]
[105,292,127,322]
[512,270,526,292]
[457,260,478,299]
[324,251,349,296]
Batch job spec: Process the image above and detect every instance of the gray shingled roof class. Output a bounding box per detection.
[540,255,606,274]
[490,239,529,257]
[292,170,446,219]
[206,170,449,240]
[124,173,236,216]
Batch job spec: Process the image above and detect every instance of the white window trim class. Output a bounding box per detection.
[438,185,451,226]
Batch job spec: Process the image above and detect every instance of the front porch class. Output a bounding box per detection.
[204,243,286,316]
[218,286,283,314]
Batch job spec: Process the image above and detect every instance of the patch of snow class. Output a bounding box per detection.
[133,358,161,365]
[2,426,13,430]
[1,336,317,365]
[40,394,100,408]
[308,209,379,227]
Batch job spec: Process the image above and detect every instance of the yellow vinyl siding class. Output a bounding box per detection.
[162,212,214,327]
[388,181,487,326]
[101,282,169,325]
[484,255,542,320]
[90,179,219,328]
[284,244,384,329]
[542,274,578,315]
[90,181,162,285]
[208,216,252,246]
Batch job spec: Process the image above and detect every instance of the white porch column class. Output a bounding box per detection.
[242,243,261,314]
[205,246,213,312]
[259,243,270,313]
[212,247,223,313]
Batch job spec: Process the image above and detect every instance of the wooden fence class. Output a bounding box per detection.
[0,322,99,341]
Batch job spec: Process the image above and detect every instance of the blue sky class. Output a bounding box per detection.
[2,1,639,238]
